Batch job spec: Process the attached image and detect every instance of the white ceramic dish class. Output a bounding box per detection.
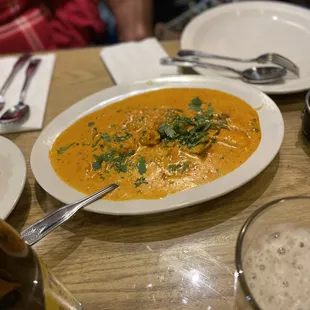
[181,1,310,94]
[31,76,284,215]
[0,136,26,219]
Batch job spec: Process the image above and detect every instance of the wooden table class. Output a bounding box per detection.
[5,41,310,310]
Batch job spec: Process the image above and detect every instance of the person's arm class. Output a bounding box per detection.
[105,0,153,41]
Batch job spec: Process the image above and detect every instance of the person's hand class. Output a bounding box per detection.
[105,0,153,41]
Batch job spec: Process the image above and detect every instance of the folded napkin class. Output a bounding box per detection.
[100,38,177,84]
[0,53,56,134]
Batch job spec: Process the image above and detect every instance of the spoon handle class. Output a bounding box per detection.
[19,58,41,103]
[161,57,241,75]
[0,54,31,97]
[21,184,118,246]
[178,49,253,62]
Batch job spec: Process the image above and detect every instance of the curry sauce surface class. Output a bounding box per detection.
[50,88,261,200]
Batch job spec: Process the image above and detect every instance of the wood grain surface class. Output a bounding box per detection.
[4,41,310,310]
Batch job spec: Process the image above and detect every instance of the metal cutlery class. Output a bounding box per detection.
[0,58,41,124]
[161,57,287,84]
[178,50,299,77]
[0,54,31,112]
[21,184,119,246]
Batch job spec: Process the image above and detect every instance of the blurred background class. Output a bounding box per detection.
[100,0,310,44]
[0,0,309,54]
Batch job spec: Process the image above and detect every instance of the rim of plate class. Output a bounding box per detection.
[181,1,310,95]
[31,76,284,215]
[0,136,27,219]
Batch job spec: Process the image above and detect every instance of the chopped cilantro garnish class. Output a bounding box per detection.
[137,156,147,175]
[157,100,228,151]
[205,104,214,116]
[93,151,115,163]
[189,97,203,112]
[92,150,134,173]
[127,150,135,157]
[57,143,75,154]
[93,133,112,147]
[194,108,213,125]
[88,122,95,127]
[101,150,116,162]
[134,177,148,188]
[217,119,229,130]
[182,162,190,172]
[102,133,112,142]
[92,161,102,171]
[115,132,132,142]
[92,150,116,170]
[168,162,190,173]
[112,153,129,173]
[158,123,177,139]
[168,164,182,171]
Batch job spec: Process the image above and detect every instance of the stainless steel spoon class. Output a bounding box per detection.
[0,54,31,112]
[21,184,119,246]
[160,57,287,84]
[0,58,41,124]
[178,49,299,77]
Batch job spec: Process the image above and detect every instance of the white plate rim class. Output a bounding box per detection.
[0,136,27,219]
[31,75,284,215]
[181,1,310,95]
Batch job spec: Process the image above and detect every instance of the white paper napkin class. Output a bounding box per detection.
[100,38,177,84]
[0,53,56,134]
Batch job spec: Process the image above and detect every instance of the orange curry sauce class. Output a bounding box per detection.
[50,88,261,200]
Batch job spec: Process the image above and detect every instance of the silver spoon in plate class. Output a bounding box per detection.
[160,57,287,84]
[178,49,300,77]
[0,58,41,124]
[21,184,119,246]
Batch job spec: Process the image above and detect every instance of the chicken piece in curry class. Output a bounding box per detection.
[50,88,261,200]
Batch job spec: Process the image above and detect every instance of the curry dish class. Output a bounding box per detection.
[50,88,261,200]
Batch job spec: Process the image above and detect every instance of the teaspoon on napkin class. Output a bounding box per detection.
[0,54,31,112]
[0,58,41,124]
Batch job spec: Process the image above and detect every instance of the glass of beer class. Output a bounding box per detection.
[234,197,310,310]
[0,219,83,310]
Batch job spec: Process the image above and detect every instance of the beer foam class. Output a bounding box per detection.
[243,224,310,310]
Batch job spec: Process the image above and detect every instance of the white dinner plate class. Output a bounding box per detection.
[181,1,310,94]
[31,76,284,215]
[0,136,26,219]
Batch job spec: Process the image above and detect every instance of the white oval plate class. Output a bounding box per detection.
[0,136,26,219]
[31,76,284,215]
[181,1,310,94]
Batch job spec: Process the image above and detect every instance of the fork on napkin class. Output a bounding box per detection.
[0,54,56,134]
